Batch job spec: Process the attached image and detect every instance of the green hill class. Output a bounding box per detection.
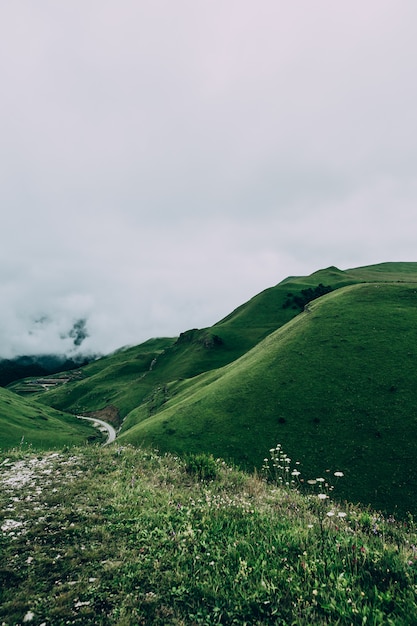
[10,261,417,514]
[117,279,417,515]
[0,386,101,449]
[33,262,417,423]
[20,338,178,425]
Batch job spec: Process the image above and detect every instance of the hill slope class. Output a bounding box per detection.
[118,281,417,515]
[33,262,417,425]
[11,261,417,513]
[0,386,101,449]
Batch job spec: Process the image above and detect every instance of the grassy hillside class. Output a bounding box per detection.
[11,262,417,514]
[33,263,417,425]
[1,445,417,625]
[0,387,101,450]
[10,338,177,425]
[118,281,417,516]
[23,266,344,419]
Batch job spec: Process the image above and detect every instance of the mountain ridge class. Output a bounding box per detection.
[5,261,417,514]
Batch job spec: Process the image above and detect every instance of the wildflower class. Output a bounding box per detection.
[334,471,344,477]
[316,477,325,483]
[23,612,35,623]
[307,479,317,485]
[318,493,328,500]
[337,512,347,518]
[291,470,301,476]
[326,510,335,517]
[1,519,23,533]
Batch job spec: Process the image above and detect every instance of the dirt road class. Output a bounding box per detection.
[77,416,116,445]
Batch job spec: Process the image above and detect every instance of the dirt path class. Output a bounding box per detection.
[77,416,116,445]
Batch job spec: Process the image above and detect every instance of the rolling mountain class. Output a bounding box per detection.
[7,261,417,514]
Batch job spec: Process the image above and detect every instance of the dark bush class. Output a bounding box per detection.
[282,283,333,311]
[185,453,219,481]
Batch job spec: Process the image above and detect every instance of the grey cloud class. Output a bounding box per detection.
[0,1,416,357]
[66,318,89,347]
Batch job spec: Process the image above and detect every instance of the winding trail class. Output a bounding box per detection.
[74,352,163,445]
[77,416,116,445]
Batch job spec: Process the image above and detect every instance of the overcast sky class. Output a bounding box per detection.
[1,1,416,358]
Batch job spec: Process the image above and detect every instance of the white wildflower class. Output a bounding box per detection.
[1,519,23,533]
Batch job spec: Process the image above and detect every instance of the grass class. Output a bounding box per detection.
[1,443,417,625]
[30,263,417,433]
[30,262,408,420]
[6,262,417,516]
[0,387,101,450]
[11,338,177,425]
[117,282,417,517]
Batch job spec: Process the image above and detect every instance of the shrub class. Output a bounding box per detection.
[185,453,219,481]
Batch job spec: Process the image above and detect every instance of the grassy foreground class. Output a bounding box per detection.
[1,445,417,625]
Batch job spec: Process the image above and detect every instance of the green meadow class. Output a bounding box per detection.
[1,444,417,625]
[6,262,417,515]
[3,261,417,624]
[22,263,417,514]
[117,281,417,516]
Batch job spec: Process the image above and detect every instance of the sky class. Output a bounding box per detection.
[1,1,416,358]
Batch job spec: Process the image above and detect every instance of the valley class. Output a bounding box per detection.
[3,261,417,624]
[3,262,417,515]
